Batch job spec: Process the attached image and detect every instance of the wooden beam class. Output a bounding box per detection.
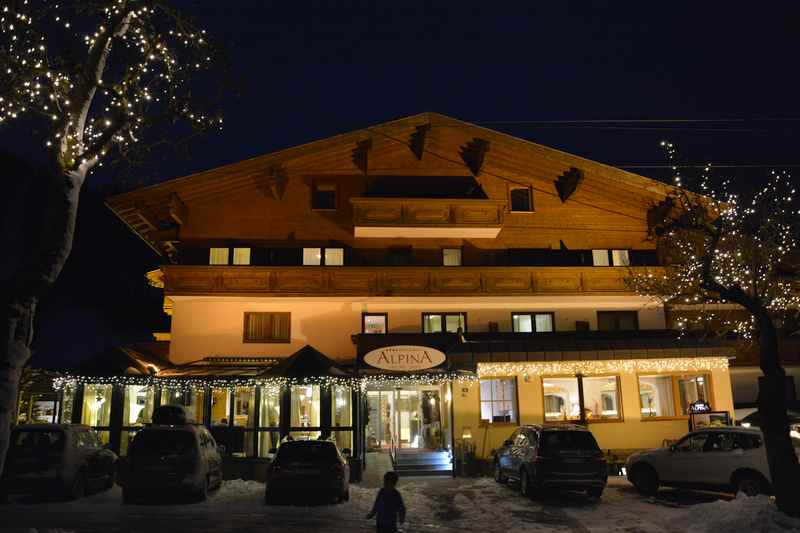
[554,167,583,203]
[459,137,490,176]
[351,139,372,174]
[169,193,188,225]
[408,123,431,160]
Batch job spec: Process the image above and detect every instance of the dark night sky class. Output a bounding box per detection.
[5,2,800,370]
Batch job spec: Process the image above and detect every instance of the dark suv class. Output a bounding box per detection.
[265,439,350,505]
[494,424,607,499]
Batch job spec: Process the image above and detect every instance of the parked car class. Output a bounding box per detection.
[265,439,350,504]
[1,424,117,501]
[122,423,223,503]
[626,426,800,496]
[739,409,800,437]
[494,424,607,499]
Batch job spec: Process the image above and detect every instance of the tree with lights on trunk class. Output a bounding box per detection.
[629,142,800,516]
[0,0,223,476]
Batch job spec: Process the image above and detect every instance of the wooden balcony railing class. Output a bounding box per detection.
[349,197,506,238]
[161,265,661,297]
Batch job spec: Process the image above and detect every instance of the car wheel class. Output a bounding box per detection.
[494,461,507,484]
[520,468,533,498]
[69,471,87,500]
[104,471,116,490]
[341,489,350,502]
[631,464,659,496]
[264,490,276,506]
[588,487,604,499]
[195,476,209,502]
[735,473,766,496]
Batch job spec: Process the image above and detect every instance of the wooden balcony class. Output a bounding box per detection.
[349,197,505,238]
[161,265,661,297]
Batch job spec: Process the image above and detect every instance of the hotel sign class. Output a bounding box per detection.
[363,345,446,372]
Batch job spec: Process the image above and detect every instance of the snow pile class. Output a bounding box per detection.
[673,493,800,533]
[210,479,265,505]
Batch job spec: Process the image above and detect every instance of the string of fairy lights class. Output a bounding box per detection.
[51,356,728,393]
[0,0,222,175]
[627,141,800,340]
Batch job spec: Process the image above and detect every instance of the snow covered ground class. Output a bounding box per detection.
[2,476,799,532]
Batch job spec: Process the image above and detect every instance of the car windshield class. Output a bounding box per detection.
[275,442,338,464]
[131,429,195,456]
[541,431,600,453]
[10,430,65,456]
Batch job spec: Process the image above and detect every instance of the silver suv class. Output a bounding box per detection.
[626,426,800,496]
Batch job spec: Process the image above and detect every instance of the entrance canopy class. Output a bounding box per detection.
[260,345,352,381]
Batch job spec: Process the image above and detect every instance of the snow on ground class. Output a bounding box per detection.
[672,492,800,533]
[2,476,799,532]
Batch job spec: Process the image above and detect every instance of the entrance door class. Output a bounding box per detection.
[392,386,443,450]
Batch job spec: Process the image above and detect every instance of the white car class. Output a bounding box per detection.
[626,426,800,496]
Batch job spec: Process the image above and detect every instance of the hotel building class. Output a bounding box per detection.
[57,112,735,476]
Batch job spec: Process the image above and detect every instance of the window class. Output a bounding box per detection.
[388,247,412,266]
[331,386,352,427]
[122,385,154,427]
[312,182,337,210]
[443,248,462,266]
[363,313,387,334]
[209,247,229,265]
[582,376,621,420]
[303,248,322,266]
[291,385,321,431]
[161,388,205,423]
[304,247,344,266]
[422,312,466,333]
[597,311,639,331]
[325,248,344,266]
[243,312,291,343]
[543,377,581,421]
[675,432,709,452]
[232,247,251,265]
[638,374,710,418]
[479,378,517,423]
[510,186,532,212]
[511,312,554,333]
[81,384,112,427]
[592,249,630,266]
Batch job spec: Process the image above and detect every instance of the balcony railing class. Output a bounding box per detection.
[161,265,661,297]
[349,197,505,238]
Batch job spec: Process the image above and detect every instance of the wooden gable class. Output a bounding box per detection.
[107,112,677,260]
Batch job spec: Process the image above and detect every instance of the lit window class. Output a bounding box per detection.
[611,250,630,266]
[510,186,532,212]
[479,378,518,423]
[303,248,322,266]
[312,183,337,210]
[331,386,352,427]
[209,247,229,265]
[243,312,291,343]
[325,248,344,266]
[639,374,712,418]
[363,313,387,334]
[423,312,466,333]
[232,247,251,265]
[511,312,554,332]
[291,385,321,429]
[582,376,621,420]
[592,249,610,266]
[543,377,581,421]
[443,248,462,266]
[122,385,154,426]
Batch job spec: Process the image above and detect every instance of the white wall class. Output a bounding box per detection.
[168,295,664,364]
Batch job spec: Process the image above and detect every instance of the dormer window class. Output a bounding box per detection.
[209,247,229,265]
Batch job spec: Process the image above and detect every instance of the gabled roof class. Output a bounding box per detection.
[260,345,351,379]
[106,112,679,257]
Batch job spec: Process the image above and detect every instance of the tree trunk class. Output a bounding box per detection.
[0,169,83,477]
[756,316,800,517]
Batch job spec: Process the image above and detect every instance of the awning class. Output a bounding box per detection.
[259,345,352,379]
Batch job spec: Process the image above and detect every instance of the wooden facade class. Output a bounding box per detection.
[107,112,675,267]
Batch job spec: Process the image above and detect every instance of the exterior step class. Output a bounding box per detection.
[394,463,453,477]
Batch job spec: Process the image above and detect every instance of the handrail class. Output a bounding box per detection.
[389,432,398,467]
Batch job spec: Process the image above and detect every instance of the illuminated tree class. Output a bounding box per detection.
[630,143,800,516]
[0,0,223,475]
